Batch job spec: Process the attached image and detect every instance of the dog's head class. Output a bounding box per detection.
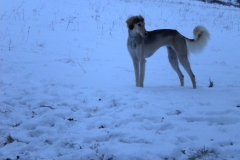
[126,15,148,37]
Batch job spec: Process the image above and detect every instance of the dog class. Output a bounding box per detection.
[126,15,210,89]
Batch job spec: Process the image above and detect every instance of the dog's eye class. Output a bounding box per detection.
[138,23,142,27]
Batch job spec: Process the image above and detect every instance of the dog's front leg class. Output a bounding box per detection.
[138,45,146,87]
[132,56,140,87]
[139,58,146,87]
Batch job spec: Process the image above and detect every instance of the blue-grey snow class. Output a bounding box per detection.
[0,0,240,159]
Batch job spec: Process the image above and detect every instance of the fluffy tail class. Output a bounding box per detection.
[185,26,210,54]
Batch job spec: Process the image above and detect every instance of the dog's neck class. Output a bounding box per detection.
[128,30,142,39]
[128,30,143,47]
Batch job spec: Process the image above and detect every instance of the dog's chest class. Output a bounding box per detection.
[128,37,143,49]
[131,42,137,49]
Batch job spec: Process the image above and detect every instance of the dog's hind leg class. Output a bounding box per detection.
[173,39,196,89]
[179,56,196,89]
[167,47,184,87]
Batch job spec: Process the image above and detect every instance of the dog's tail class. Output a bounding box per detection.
[185,26,210,54]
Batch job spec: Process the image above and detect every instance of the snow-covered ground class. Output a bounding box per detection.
[0,0,240,159]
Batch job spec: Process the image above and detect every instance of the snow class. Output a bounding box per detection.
[0,0,240,159]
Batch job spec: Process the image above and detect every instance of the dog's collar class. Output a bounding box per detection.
[128,30,140,38]
[128,31,148,39]
[128,32,141,39]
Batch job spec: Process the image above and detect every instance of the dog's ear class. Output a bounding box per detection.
[126,19,134,30]
[128,24,134,30]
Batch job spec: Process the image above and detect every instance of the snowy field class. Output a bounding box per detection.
[0,0,240,159]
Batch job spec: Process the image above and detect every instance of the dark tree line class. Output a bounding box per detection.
[198,0,240,7]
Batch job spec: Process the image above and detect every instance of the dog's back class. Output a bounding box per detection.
[143,29,181,58]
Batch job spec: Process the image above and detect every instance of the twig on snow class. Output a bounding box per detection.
[209,78,214,88]
[40,105,55,110]
[25,26,30,44]
[77,58,86,73]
